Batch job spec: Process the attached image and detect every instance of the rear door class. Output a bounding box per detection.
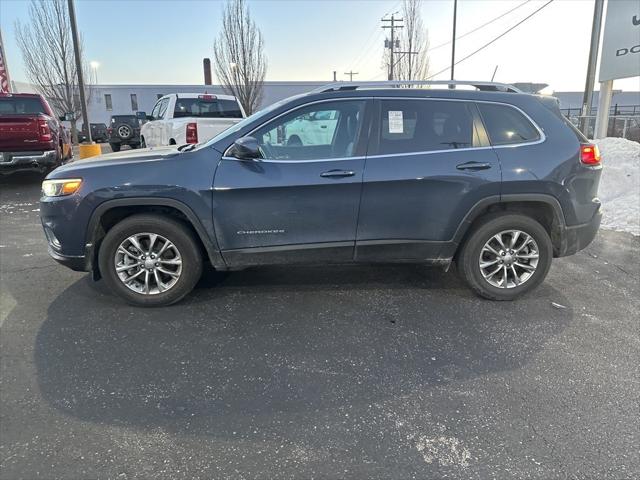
[355,97,501,261]
[212,98,371,266]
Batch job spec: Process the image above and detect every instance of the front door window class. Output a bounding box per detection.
[251,100,366,160]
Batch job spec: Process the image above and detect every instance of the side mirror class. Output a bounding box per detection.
[229,136,261,160]
[146,115,154,121]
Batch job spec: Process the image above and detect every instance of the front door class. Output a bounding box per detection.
[356,98,501,261]
[212,99,371,267]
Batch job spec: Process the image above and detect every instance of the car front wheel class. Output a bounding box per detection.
[457,213,553,301]
[98,214,203,307]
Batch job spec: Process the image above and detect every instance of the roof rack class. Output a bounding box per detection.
[311,80,523,94]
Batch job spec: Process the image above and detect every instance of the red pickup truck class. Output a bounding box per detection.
[0,93,70,175]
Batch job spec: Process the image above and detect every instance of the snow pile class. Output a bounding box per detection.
[596,137,640,235]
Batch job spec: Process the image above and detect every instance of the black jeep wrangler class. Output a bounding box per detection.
[108,115,141,152]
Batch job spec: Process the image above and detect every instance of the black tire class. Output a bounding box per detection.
[115,123,133,140]
[457,213,553,301]
[109,143,121,152]
[98,214,203,307]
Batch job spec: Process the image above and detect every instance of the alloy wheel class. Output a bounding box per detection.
[114,232,183,295]
[478,229,539,289]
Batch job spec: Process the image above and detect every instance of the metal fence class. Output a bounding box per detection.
[561,104,639,142]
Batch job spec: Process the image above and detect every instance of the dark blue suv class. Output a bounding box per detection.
[40,81,602,306]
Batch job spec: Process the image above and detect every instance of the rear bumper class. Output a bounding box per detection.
[0,150,57,174]
[557,206,602,257]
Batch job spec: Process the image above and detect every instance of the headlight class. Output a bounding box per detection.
[42,178,82,197]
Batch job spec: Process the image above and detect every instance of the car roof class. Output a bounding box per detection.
[0,93,43,98]
[162,93,237,101]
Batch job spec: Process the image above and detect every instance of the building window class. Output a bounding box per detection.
[104,94,112,111]
[157,94,163,99]
[130,94,138,111]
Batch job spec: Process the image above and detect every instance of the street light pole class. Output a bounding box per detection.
[67,0,91,143]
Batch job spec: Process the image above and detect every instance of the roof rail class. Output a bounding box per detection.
[311,80,524,94]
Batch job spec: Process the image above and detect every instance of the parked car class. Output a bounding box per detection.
[80,123,108,143]
[140,93,245,148]
[40,81,602,307]
[108,115,141,151]
[0,93,66,175]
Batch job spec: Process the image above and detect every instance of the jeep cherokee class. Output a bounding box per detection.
[40,81,602,307]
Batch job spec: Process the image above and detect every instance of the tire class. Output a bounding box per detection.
[115,123,133,140]
[109,143,121,152]
[457,213,553,301]
[98,214,203,307]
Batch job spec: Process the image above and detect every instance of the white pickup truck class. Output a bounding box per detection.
[140,93,245,147]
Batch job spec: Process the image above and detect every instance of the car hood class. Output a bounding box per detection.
[50,145,182,176]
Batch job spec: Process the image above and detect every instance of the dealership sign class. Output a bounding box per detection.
[599,0,640,81]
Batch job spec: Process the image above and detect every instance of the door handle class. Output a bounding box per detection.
[320,169,355,178]
[456,161,491,171]
[320,125,328,129]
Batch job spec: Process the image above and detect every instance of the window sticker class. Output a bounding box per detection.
[388,110,404,134]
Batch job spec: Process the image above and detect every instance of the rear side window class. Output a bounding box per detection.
[174,98,243,118]
[477,103,540,146]
[0,97,46,115]
[378,99,476,155]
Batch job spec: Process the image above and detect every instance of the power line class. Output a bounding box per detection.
[348,0,402,72]
[428,0,555,80]
[429,0,533,53]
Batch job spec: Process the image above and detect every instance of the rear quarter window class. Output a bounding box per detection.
[477,103,540,146]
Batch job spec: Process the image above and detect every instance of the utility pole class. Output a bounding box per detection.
[579,0,605,135]
[382,14,403,81]
[67,0,91,143]
[333,70,337,82]
[450,0,458,88]
[344,70,359,81]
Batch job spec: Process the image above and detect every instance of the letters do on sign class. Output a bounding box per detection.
[599,0,640,82]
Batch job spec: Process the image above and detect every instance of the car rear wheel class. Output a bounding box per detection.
[457,213,552,301]
[99,214,203,307]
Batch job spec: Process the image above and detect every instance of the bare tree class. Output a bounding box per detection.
[383,0,430,81]
[213,0,267,115]
[15,0,91,142]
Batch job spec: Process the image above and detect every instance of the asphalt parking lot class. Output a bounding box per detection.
[1,172,638,479]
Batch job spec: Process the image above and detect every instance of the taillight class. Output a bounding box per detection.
[581,144,601,166]
[107,127,113,134]
[186,122,198,144]
[38,118,52,142]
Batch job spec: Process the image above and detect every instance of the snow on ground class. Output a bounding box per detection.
[596,137,640,236]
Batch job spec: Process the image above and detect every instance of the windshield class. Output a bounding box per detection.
[200,94,307,150]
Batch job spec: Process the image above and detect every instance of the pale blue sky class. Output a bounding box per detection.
[1,0,638,91]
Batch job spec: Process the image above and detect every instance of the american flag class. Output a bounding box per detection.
[0,29,11,93]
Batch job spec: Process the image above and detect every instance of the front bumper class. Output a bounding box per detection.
[557,206,602,257]
[0,150,57,174]
[47,246,89,272]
